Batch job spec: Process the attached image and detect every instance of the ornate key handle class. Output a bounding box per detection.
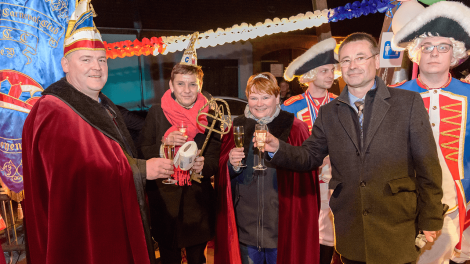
[190,97,232,182]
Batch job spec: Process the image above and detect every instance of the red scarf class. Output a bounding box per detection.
[161,89,209,186]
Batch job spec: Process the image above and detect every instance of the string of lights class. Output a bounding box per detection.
[104,0,396,59]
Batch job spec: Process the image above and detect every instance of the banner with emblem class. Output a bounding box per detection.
[0,0,75,201]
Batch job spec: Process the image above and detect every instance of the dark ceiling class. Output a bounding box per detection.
[92,0,394,38]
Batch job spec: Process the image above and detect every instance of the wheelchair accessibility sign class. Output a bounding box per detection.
[379,32,403,68]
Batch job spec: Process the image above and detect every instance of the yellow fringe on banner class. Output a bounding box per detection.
[0,177,24,203]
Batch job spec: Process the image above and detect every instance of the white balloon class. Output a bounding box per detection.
[392,0,425,34]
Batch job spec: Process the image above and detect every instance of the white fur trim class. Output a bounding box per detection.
[392,1,470,51]
[284,38,337,81]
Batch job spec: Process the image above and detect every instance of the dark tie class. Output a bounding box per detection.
[354,100,365,143]
[354,100,364,118]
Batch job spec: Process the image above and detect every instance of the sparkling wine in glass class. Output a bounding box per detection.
[162,136,177,184]
[254,124,267,170]
[178,121,188,138]
[233,126,246,167]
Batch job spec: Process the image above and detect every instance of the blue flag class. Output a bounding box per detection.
[0,0,75,196]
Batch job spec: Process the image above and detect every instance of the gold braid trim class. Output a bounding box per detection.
[440,102,462,162]
[0,177,24,202]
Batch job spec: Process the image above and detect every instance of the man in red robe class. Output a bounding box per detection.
[21,1,191,263]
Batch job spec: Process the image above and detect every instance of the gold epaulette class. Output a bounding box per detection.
[329,92,338,99]
[388,80,407,88]
[460,78,470,85]
[283,94,304,106]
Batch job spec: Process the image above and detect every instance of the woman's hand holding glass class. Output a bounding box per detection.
[229,147,245,169]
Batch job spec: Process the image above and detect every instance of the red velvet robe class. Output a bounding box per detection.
[22,94,150,264]
[215,117,320,264]
[0,245,5,264]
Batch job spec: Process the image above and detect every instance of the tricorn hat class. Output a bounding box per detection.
[392,1,470,51]
[63,0,105,57]
[284,38,338,82]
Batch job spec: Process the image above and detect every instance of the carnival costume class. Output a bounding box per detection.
[282,92,337,132]
[281,38,338,260]
[23,2,155,263]
[392,2,470,262]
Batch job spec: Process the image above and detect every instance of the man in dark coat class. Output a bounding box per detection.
[139,55,221,263]
[261,33,444,264]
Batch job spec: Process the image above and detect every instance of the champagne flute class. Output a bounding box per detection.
[162,136,177,184]
[233,126,246,168]
[178,121,188,139]
[253,124,267,170]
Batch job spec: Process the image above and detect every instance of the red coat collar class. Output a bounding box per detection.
[417,73,452,90]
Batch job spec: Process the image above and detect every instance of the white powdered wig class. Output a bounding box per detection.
[391,1,470,51]
[284,38,337,82]
[299,64,341,84]
[299,67,319,84]
[406,32,468,67]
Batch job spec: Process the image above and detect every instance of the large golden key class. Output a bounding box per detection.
[190,98,232,183]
